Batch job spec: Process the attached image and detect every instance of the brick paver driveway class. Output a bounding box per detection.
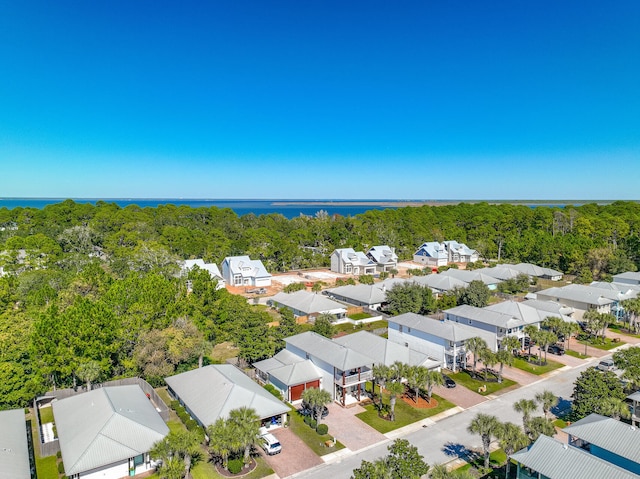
[261,427,322,478]
[322,402,386,452]
[433,383,487,410]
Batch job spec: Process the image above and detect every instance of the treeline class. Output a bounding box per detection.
[0,200,639,409]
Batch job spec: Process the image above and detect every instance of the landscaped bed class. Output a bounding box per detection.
[565,349,589,359]
[577,337,624,350]
[512,356,564,375]
[287,407,345,456]
[448,370,517,396]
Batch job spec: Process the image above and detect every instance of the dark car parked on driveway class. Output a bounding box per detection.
[442,374,456,388]
[299,402,329,419]
[548,344,565,355]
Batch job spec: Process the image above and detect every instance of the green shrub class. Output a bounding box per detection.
[56,450,62,459]
[304,415,311,425]
[263,384,283,400]
[309,419,317,429]
[58,461,65,474]
[228,458,243,474]
[170,400,180,410]
[316,423,328,435]
[186,419,199,431]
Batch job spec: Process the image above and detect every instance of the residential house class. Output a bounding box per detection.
[387,312,485,372]
[0,409,31,479]
[443,240,480,264]
[221,255,272,287]
[628,391,640,427]
[269,290,347,322]
[564,413,640,475]
[52,385,169,479]
[413,241,479,266]
[439,269,502,290]
[534,284,637,320]
[330,248,377,275]
[181,258,225,289]
[411,274,468,296]
[614,272,640,286]
[165,364,289,429]
[522,299,577,321]
[505,262,563,281]
[366,245,398,272]
[284,331,374,406]
[324,278,406,309]
[510,434,639,479]
[475,265,525,281]
[253,349,323,402]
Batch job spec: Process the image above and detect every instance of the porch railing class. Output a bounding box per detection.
[335,369,373,385]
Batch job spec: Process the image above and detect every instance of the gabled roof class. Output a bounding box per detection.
[253,350,322,387]
[613,272,640,282]
[271,290,346,315]
[475,266,524,281]
[52,385,169,476]
[223,256,271,279]
[412,274,467,292]
[165,365,289,425]
[510,434,640,479]
[414,242,448,259]
[628,391,640,402]
[333,248,376,267]
[522,299,577,321]
[563,413,640,465]
[182,259,223,280]
[507,262,563,278]
[325,278,405,305]
[443,240,477,257]
[0,409,30,479]
[333,330,435,368]
[391,313,479,342]
[590,281,640,293]
[485,300,556,325]
[285,331,373,371]
[445,304,527,329]
[440,269,501,285]
[536,284,629,306]
[367,245,398,264]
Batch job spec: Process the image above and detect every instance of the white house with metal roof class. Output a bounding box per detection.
[510,434,640,479]
[413,241,479,266]
[505,262,563,281]
[366,245,398,272]
[324,278,405,309]
[614,272,640,286]
[221,255,272,287]
[181,258,225,289]
[330,248,377,275]
[0,409,31,479]
[285,331,375,406]
[564,413,640,475]
[439,269,502,290]
[52,385,169,479]
[253,349,323,402]
[411,274,468,295]
[269,290,347,321]
[387,313,487,372]
[165,364,289,429]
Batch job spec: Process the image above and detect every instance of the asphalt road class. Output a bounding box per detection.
[291,356,601,479]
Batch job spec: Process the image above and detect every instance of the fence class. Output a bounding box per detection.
[34,377,169,456]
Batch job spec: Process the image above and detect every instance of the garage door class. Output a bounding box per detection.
[290,380,321,401]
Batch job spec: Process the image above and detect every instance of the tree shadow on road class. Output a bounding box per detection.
[442,441,474,459]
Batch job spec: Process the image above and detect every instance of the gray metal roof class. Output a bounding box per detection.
[536,284,618,306]
[445,304,526,329]
[334,248,376,267]
[223,255,271,279]
[165,364,289,426]
[253,350,322,386]
[628,391,640,402]
[0,409,30,479]
[333,330,437,368]
[390,313,479,342]
[506,262,563,278]
[414,242,448,260]
[411,274,467,292]
[485,300,556,325]
[475,266,523,280]
[510,434,640,479]
[440,269,501,285]
[614,272,640,282]
[52,385,169,476]
[563,413,640,464]
[271,290,346,315]
[285,331,374,371]
[182,259,223,280]
[325,278,405,305]
[522,299,576,319]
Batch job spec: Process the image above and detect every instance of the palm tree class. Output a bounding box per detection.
[76,360,101,391]
[301,387,332,424]
[150,430,201,479]
[372,364,391,401]
[479,348,497,382]
[496,421,528,478]
[173,429,202,477]
[524,325,538,358]
[156,456,186,479]
[208,418,238,470]
[537,330,558,364]
[386,380,406,422]
[601,397,632,421]
[467,413,501,470]
[406,366,428,404]
[494,349,513,384]
[466,337,488,378]
[526,416,555,441]
[535,390,558,419]
[424,370,445,403]
[513,399,537,435]
[229,407,260,465]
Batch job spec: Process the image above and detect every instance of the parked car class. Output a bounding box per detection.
[299,402,329,419]
[442,374,456,388]
[258,426,282,455]
[597,358,615,372]
[548,344,565,355]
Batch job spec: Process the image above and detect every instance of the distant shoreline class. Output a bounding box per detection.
[271,199,634,207]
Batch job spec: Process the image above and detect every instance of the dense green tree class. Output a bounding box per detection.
[613,346,640,389]
[457,280,490,308]
[572,367,625,419]
[312,314,334,338]
[351,439,429,479]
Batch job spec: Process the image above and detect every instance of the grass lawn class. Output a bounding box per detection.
[356,394,455,434]
[565,349,590,359]
[333,319,388,336]
[39,405,55,424]
[553,418,568,428]
[287,408,345,456]
[512,356,564,375]
[608,325,640,338]
[577,337,624,350]
[449,370,517,396]
[348,312,373,320]
[28,410,59,479]
[457,449,508,478]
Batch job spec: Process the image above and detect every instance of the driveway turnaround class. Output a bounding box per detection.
[263,427,322,478]
[322,402,387,452]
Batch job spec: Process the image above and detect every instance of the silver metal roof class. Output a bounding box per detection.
[285,331,374,371]
[165,364,289,426]
[390,313,479,342]
[563,413,640,464]
[536,284,618,306]
[52,385,169,476]
[486,300,558,325]
[271,290,346,315]
[445,304,526,329]
[439,268,501,285]
[0,409,30,479]
[510,434,640,479]
[253,350,322,386]
[411,274,468,292]
[223,255,271,279]
[367,245,398,265]
[325,278,405,305]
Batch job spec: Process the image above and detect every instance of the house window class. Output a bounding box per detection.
[407,327,411,333]
[405,342,409,347]
[345,264,352,273]
[468,320,472,325]
[399,325,403,333]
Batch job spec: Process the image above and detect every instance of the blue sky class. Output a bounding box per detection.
[1,1,638,200]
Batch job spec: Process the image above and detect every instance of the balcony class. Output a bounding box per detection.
[335,369,373,385]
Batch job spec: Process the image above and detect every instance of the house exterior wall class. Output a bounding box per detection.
[534,293,611,318]
[589,445,640,475]
[78,455,154,479]
[330,252,343,274]
[285,344,335,399]
[254,276,272,287]
[388,322,445,362]
[269,377,289,400]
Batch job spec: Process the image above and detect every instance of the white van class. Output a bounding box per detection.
[597,358,615,372]
[258,427,282,455]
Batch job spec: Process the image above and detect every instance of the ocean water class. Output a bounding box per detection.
[0,198,404,219]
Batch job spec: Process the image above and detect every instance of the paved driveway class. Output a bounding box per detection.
[322,402,386,452]
[261,427,322,478]
[433,383,487,410]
